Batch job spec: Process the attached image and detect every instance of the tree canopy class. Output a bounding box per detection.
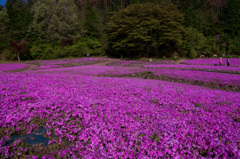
[0,0,240,60]
[29,0,81,43]
[107,2,185,58]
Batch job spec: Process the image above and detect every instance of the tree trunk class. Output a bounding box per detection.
[110,0,112,10]
[17,52,20,61]
[104,0,107,9]
[146,41,149,58]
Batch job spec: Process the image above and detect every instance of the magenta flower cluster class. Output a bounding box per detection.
[32,65,240,87]
[1,72,240,158]
[150,68,240,86]
[145,64,240,73]
[0,63,28,72]
[33,66,146,76]
[183,58,240,66]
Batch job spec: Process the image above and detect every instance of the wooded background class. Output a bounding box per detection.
[0,0,239,60]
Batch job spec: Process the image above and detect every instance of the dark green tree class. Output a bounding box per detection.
[29,0,81,43]
[83,4,101,38]
[229,32,240,55]
[0,8,10,52]
[183,27,206,58]
[6,0,33,40]
[219,0,240,39]
[0,5,4,11]
[107,2,185,58]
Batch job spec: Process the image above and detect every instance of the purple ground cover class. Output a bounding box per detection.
[0,63,28,72]
[150,69,240,86]
[33,66,240,87]
[145,64,240,73]
[183,58,240,66]
[33,65,145,76]
[0,72,240,158]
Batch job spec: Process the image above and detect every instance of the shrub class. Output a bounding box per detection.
[29,37,104,60]
[2,49,16,61]
[189,49,198,59]
[73,37,102,57]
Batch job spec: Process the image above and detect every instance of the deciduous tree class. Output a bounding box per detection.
[29,0,81,43]
[9,39,29,61]
[107,2,185,57]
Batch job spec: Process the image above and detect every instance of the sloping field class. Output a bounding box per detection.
[182,58,240,66]
[1,58,240,158]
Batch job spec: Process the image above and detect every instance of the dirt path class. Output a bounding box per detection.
[4,58,185,73]
[22,64,39,72]
[175,58,188,64]
[91,58,119,66]
[17,58,119,72]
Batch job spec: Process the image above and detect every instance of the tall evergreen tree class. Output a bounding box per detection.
[0,8,10,52]
[6,0,32,40]
[83,4,101,38]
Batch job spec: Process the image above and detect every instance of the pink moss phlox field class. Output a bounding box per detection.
[183,58,240,66]
[1,72,240,158]
[33,66,146,76]
[150,69,240,86]
[32,66,240,86]
[0,63,28,71]
[145,64,240,73]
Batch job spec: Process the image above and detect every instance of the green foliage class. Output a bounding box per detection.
[131,0,140,4]
[107,2,185,58]
[72,37,103,57]
[183,27,206,57]
[57,0,82,41]
[2,0,240,60]
[195,103,202,108]
[2,49,16,61]
[30,37,103,59]
[28,0,59,43]
[174,0,220,36]
[203,35,227,57]
[83,5,100,38]
[6,0,32,40]
[219,0,240,39]
[29,0,81,43]
[229,32,240,55]
[30,44,59,59]
[0,8,10,52]
[189,49,198,59]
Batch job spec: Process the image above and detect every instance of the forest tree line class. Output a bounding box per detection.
[0,0,240,61]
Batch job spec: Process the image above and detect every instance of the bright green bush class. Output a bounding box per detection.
[73,37,102,57]
[29,37,104,60]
